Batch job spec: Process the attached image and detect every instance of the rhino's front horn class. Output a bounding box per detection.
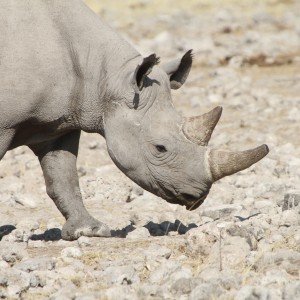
[183,106,222,146]
[208,144,269,181]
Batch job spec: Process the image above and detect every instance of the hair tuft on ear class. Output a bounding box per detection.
[136,54,159,90]
[161,49,193,90]
[174,49,193,74]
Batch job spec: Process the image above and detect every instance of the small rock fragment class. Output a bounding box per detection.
[126,227,150,239]
[61,247,82,258]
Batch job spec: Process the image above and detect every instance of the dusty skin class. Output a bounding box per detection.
[0,0,300,299]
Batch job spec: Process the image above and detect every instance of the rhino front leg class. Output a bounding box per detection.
[30,130,111,240]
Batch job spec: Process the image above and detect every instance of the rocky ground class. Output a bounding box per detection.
[1,0,300,299]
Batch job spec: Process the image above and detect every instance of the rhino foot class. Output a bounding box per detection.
[62,217,111,241]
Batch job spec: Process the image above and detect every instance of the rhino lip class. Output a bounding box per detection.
[181,192,209,210]
[162,189,209,211]
[186,195,207,210]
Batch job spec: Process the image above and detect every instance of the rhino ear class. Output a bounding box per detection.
[133,54,160,91]
[162,49,193,90]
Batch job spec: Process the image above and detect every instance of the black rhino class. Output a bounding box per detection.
[0,0,268,240]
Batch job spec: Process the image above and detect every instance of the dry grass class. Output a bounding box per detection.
[81,249,104,265]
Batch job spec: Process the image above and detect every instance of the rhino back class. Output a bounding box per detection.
[0,0,139,130]
[0,1,69,126]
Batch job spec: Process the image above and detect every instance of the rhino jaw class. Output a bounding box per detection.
[157,185,211,211]
[179,191,210,210]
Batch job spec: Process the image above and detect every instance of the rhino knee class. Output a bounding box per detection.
[45,183,58,201]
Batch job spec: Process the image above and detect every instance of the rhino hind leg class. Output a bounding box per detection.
[30,130,111,241]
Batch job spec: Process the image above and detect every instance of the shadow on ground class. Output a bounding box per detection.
[1,220,198,241]
[0,225,61,242]
[0,225,16,240]
[111,219,198,237]
[30,228,62,241]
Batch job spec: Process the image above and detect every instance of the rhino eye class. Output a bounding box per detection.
[155,145,167,153]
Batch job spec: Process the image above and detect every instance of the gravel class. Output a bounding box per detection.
[1,0,300,299]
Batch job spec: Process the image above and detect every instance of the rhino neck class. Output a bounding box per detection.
[49,0,141,135]
[68,47,140,136]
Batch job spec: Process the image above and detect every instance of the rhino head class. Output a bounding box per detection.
[104,50,268,210]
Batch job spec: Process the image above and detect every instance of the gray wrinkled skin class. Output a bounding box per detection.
[0,0,268,240]
[104,67,212,208]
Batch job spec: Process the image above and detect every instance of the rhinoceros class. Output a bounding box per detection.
[0,0,268,240]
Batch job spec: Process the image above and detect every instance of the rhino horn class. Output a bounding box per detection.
[183,106,222,146]
[208,144,269,181]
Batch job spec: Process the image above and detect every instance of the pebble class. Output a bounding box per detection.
[199,204,243,220]
[27,240,47,248]
[255,250,300,275]
[61,247,82,258]
[283,282,300,300]
[189,283,222,300]
[1,242,28,265]
[149,261,181,284]
[1,269,31,299]
[77,236,91,247]
[14,257,56,272]
[17,219,40,231]
[199,268,242,290]
[171,277,192,294]
[259,269,290,286]
[279,210,300,227]
[99,265,140,285]
[126,227,150,239]
[13,193,37,208]
[104,285,139,300]
[0,260,10,269]
[235,286,270,300]
[254,200,275,212]
[48,283,78,300]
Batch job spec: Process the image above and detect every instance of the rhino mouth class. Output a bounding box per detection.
[162,190,209,211]
[179,192,209,210]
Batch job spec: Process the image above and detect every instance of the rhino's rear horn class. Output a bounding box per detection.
[134,54,160,91]
[208,144,269,181]
[183,106,222,146]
